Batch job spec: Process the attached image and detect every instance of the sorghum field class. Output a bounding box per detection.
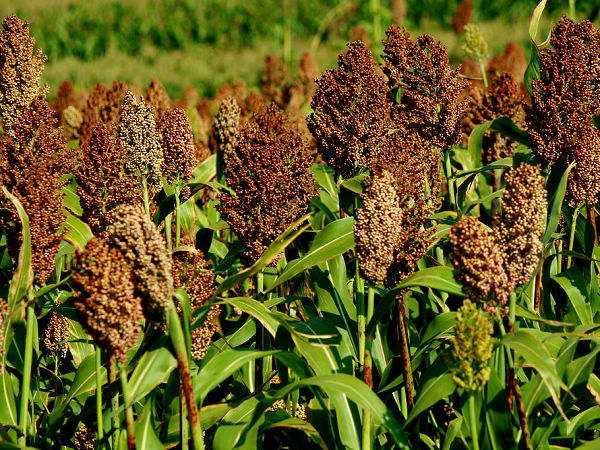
[1,0,600,448]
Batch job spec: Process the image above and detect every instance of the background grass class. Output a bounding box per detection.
[1,0,592,98]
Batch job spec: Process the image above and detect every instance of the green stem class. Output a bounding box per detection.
[468,391,480,450]
[109,357,120,449]
[567,207,580,269]
[165,214,173,253]
[509,292,517,332]
[356,261,366,368]
[175,181,182,248]
[96,347,104,444]
[569,0,576,19]
[361,287,375,450]
[398,296,415,409]
[181,386,189,450]
[18,303,34,446]
[444,149,456,211]
[167,300,204,450]
[142,176,151,219]
[478,56,488,89]
[119,364,136,450]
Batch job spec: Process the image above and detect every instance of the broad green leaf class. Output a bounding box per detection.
[393,266,465,297]
[406,371,455,424]
[200,403,231,430]
[490,117,531,147]
[420,312,457,344]
[468,120,493,167]
[2,187,32,307]
[566,406,600,436]
[261,416,327,448]
[63,213,93,250]
[272,217,356,289]
[135,403,164,450]
[502,330,567,420]
[66,352,107,402]
[311,164,337,198]
[543,161,575,244]
[0,371,17,426]
[529,0,547,42]
[194,349,278,401]
[191,153,216,184]
[552,267,593,325]
[269,375,410,449]
[340,173,367,194]
[442,417,464,450]
[128,346,177,406]
[215,215,310,295]
[219,297,280,337]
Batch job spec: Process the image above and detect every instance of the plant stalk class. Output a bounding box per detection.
[468,391,480,450]
[166,300,204,449]
[96,346,104,444]
[119,364,136,450]
[361,287,375,449]
[109,357,120,449]
[181,385,189,450]
[444,149,456,210]
[398,294,415,409]
[567,206,580,269]
[356,261,366,368]
[17,303,35,447]
[175,180,182,248]
[478,56,488,89]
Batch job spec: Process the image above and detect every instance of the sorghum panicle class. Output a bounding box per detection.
[307,41,391,177]
[219,104,316,264]
[72,237,144,363]
[382,26,470,150]
[354,169,403,285]
[447,300,494,391]
[462,24,488,58]
[567,124,600,205]
[0,15,46,136]
[525,17,600,163]
[451,0,472,34]
[73,424,97,450]
[145,78,171,119]
[160,108,196,184]
[0,96,72,283]
[172,248,220,360]
[449,216,510,310]
[462,73,525,164]
[79,81,128,144]
[75,123,141,234]
[261,54,289,109]
[108,204,174,320]
[41,305,70,359]
[495,163,547,288]
[118,91,164,189]
[214,97,241,166]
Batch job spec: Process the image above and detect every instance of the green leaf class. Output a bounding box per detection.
[215,215,310,295]
[261,416,327,448]
[66,352,107,402]
[219,297,280,337]
[135,403,164,450]
[406,370,455,424]
[2,187,33,307]
[340,173,367,194]
[502,330,567,420]
[552,267,593,325]
[194,349,279,401]
[543,161,575,244]
[420,312,457,345]
[468,121,493,167]
[442,417,464,450]
[0,371,17,426]
[128,346,177,406]
[524,45,541,98]
[393,266,465,297]
[490,117,531,147]
[272,217,356,289]
[529,0,547,42]
[63,213,93,250]
[200,403,231,430]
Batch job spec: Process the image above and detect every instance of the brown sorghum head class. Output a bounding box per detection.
[261,54,289,109]
[51,80,75,129]
[118,91,164,189]
[354,169,403,285]
[391,0,407,24]
[145,78,171,119]
[78,81,128,144]
[487,41,528,87]
[566,124,600,205]
[75,123,141,234]
[41,306,70,359]
[160,108,196,184]
[73,424,97,450]
[213,97,241,166]
[219,104,316,264]
[449,216,510,311]
[0,298,8,374]
[382,26,470,150]
[307,41,391,177]
[0,96,72,283]
[172,248,219,359]
[72,237,144,363]
[63,106,83,139]
[495,163,547,288]
[451,0,472,34]
[525,17,600,164]
[0,15,47,136]
[447,300,494,391]
[108,204,173,320]
[462,73,525,164]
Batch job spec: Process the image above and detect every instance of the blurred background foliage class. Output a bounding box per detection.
[2,0,598,97]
